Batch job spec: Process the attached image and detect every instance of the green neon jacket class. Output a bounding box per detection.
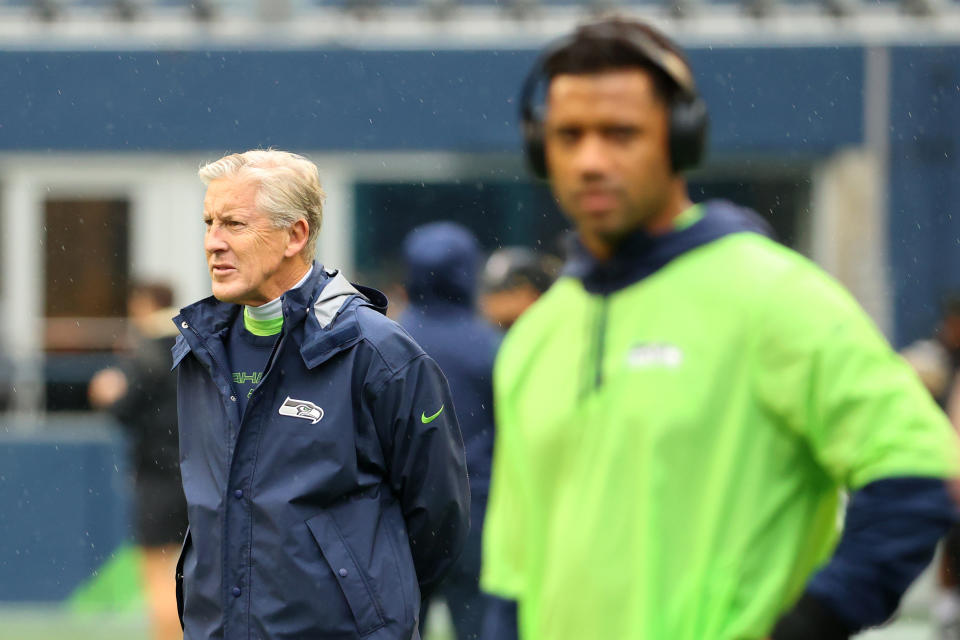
[481,201,960,640]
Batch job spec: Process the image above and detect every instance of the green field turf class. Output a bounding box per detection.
[0,604,456,640]
[0,604,933,640]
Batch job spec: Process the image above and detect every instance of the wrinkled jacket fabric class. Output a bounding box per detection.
[172,264,470,640]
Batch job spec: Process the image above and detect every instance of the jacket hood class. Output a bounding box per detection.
[403,222,481,308]
[565,199,775,295]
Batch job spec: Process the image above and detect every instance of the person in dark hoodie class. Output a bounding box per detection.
[480,246,560,331]
[399,222,502,640]
[480,17,960,640]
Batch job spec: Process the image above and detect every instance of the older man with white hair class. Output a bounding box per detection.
[172,149,470,640]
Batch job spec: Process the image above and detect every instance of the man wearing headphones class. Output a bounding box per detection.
[481,17,960,640]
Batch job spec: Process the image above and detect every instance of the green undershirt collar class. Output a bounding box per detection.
[243,307,283,336]
[241,265,314,337]
[673,203,704,232]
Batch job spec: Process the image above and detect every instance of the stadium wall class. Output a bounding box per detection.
[0,47,863,153]
[0,418,131,602]
[888,46,960,346]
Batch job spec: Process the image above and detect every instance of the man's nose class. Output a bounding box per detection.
[205,225,228,254]
[573,134,612,177]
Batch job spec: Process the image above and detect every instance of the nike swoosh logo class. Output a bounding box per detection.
[421,405,444,424]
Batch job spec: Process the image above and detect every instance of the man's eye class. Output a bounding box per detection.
[606,127,638,141]
[554,129,580,144]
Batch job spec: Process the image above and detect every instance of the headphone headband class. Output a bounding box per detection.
[519,21,709,178]
[569,23,698,97]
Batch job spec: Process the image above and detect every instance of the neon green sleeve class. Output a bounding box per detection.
[481,345,530,600]
[754,261,960,489]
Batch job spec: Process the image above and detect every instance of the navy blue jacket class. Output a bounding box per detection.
[399,222,501,497]
[172,265,470,640]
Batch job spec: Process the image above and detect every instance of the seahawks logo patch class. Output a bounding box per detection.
[626,343,684,369]
[278,396,324,424]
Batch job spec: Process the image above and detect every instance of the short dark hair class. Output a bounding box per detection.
[543,17,690,106]
[482,247,560,294]
[130,281,174,309]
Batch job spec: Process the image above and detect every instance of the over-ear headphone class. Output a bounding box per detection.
[519,22,709,179]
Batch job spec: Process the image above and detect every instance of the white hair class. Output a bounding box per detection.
[198,149,325,260]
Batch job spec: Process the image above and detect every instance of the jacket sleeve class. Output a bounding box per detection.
[755,262,960,636]
[754,263,960,489]
[371,353,470,595]
[771,477,957,639]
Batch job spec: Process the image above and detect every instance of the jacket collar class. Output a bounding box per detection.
[173,261,389,370]
[176,261,330,336]
[564,199,774,296]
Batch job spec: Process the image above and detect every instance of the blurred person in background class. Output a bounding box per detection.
[399,222,502,640]
[88,281,186,640]
[901,293,960,639]
[901,293,960,412]
[174,149,469,640]
[480,17,960,640]
[480,247,559,331]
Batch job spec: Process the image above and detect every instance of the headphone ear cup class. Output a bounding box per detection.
[523,119,549,180]
[669,96,709,173]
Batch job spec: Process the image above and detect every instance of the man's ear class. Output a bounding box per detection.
[284,219,310,258]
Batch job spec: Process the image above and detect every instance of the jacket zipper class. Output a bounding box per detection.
[581,295,610,398]
[594,295,609,389]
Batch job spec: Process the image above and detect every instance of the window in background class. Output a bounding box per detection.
[44,198,130,411]
[354,180,568,289]
[689,174,812,253]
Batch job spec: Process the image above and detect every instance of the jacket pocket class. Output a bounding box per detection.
[175,526,192,629]
[306,511,386,636]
